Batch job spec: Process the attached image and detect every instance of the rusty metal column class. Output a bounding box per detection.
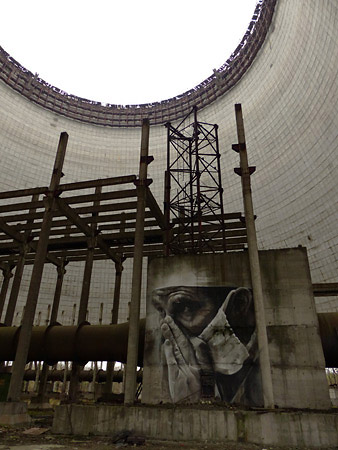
[0,266,13,321]
[233,104,274,409]
[7,132,68,402]
[124,118,150,405]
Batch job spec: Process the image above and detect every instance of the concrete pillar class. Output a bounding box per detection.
[50,258,67,323]
[104,261,124,396]
[7,132,68,402]
[68,239,95,402]
[37,259,68,402]
[61,361,69,396]
[233,104,274,409]
[68,184,102,402]
[5,193,40,326]
[78,240,95,323]
[124,119,150,405]
[4,247,28,326]
[0,266,13,321]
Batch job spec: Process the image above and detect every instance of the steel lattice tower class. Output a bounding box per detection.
[164,107,226,255]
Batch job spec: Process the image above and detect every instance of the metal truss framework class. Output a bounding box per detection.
[165,107,241,255]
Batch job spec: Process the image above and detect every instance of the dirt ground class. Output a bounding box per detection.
[0,410,337,450]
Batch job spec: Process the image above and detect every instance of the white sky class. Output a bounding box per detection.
[1,0,258,105]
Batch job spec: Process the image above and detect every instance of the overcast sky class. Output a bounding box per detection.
[1,0,258,105]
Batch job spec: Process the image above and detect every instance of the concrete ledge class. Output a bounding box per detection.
[53,404,338,447]
[0,402,32,425]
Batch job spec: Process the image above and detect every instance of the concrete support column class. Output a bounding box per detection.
[104,261,124,396]
[37,259,68,402]
[50,258,67,323]
[61,362,69,396]
[68,238,96,402]
[7,132,68,402]
[4,246,28,326]
[5,193,40,326]
[124,118,150,405]
[233,104,274,409]
[78,240,95,323]
[0,266,13,321]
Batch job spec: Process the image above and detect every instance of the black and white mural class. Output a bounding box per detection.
[143,250,331,409]
[146,284,262,405]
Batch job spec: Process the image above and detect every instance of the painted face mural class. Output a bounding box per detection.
[151,286,262,405]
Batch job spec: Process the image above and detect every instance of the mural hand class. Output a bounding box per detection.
[161,315,201,403]
[199,299,249,375]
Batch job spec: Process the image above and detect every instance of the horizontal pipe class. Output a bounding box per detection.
[317,313,338,368]
[0,367,142,383]
[1,314,338,367]
[0,319,146,366]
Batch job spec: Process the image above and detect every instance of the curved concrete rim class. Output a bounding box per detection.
[0,0,276,127]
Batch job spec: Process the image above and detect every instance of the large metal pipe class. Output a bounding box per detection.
[0,314,338,367]
[317,313,338,368]
[0,319,145,366]
[1,367,142,383]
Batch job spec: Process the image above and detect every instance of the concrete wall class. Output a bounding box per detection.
[143,248,330,409]
[53,404,338,447]
[0,0,337,324]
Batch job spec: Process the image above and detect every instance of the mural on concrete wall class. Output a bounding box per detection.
[150,285,262,405]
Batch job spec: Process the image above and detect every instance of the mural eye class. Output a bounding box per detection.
[172,297,201,314]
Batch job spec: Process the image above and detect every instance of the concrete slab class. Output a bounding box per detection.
[0,446,62,450]
[53,404,338,448]
[0,402,31,426]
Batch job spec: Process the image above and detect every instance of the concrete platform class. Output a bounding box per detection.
[0,402,32,425]
[53,404,338,447]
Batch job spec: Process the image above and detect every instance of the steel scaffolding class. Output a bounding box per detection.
[165,107,234,255]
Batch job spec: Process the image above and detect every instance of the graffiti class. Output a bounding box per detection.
[151,286,262,405]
